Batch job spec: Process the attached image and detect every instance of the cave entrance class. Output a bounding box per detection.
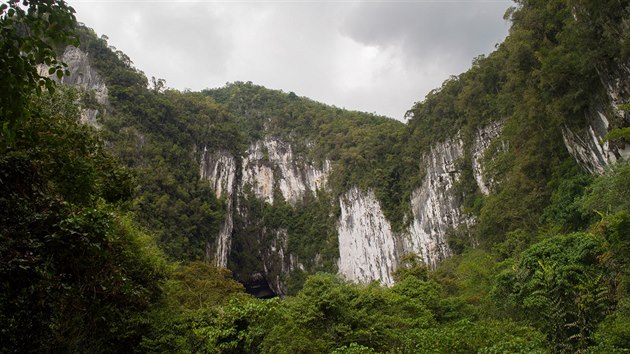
[243,273,277,299]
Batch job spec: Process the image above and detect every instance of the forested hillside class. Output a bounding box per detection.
[1,0,629,352]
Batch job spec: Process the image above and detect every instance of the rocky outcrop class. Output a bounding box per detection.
[242,137,331,204]
[562,64,630,173]
[337,188,398,286]
[59,46,109,106]
[472,121,503,195]
[201,125,504,288]
[200,148,237,267]
[40,46,109,127]
[336,123,503,284]
[562,113,614,174]
[403,137,467,269]
[562,111,630,174]
[200,137,331,285]
[200,148,236,200]
[199,123,507,289]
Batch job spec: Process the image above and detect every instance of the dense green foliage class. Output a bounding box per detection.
[74,27,236,261]
[205,82,418,232]
[2,0,630,352]
[406,0,630,247]
[0,85,167,352]
[0,0,78,140]
[230,189,339,288]
[0,4,171,351]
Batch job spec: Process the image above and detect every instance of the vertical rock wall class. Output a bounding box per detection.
[562,112,630,174]
[404,138,465,269]
[336,123,503,284]
[199,148,237,267]
[200,137,330,292]
[59,47,109,106]
[562,64,630,173]
[41,46,109,127]
[337,187,398,286]
[472,121,504,195]
[241,137,331,204]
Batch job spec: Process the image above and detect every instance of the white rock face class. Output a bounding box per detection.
[241,137,331,204]
[202,128,504,286]
[213,204,233,268]
[201,137,331,271]
[200,148,237,267]
[562,112,630,174]
[200,148,236,199]
[337,124,502,284]
[337,187,398,287]
[562,64,630,173]
[404,138,466,268]
[472,121,504,195]
[59,46,109,106]
[63,47,108,127]
[40,46,109,127]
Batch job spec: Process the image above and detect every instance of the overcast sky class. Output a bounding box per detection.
[68,0,512,121]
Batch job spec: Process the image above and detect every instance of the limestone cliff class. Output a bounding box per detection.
[337,187,398,286]
[200,137,329,293]
[241,137,331,204]
[336,123,502,285]
[199,148,237,267]
[57,42,628,293]
[55,34,629,295]
[200,123,503,290]
[562,64,630,174]
[58,46,109,106]
[41,46,108,127]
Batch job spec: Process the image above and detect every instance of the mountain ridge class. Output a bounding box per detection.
[55,4,630,295]
[3,0,630,351]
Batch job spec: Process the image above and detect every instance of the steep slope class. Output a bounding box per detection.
[202,83,416,294]
[58,0,630,296]
[198,83,510,294]
[7,1,630,352]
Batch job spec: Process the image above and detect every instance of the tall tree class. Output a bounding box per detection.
[0,0,78,141]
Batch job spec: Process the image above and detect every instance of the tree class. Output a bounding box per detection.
[0,87,167,352]
[0,0,78,140]
[493,233,610,352]
[150,76,166,93]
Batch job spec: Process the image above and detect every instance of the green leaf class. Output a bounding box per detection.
[48,67,56,75]
[618,103,630,111]
[601,127,630,144]
[56,69,63,79]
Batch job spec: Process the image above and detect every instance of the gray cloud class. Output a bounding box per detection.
[69,0,511,120]
[341,1,510,68]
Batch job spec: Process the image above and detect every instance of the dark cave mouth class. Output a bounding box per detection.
[243,273,277,299]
